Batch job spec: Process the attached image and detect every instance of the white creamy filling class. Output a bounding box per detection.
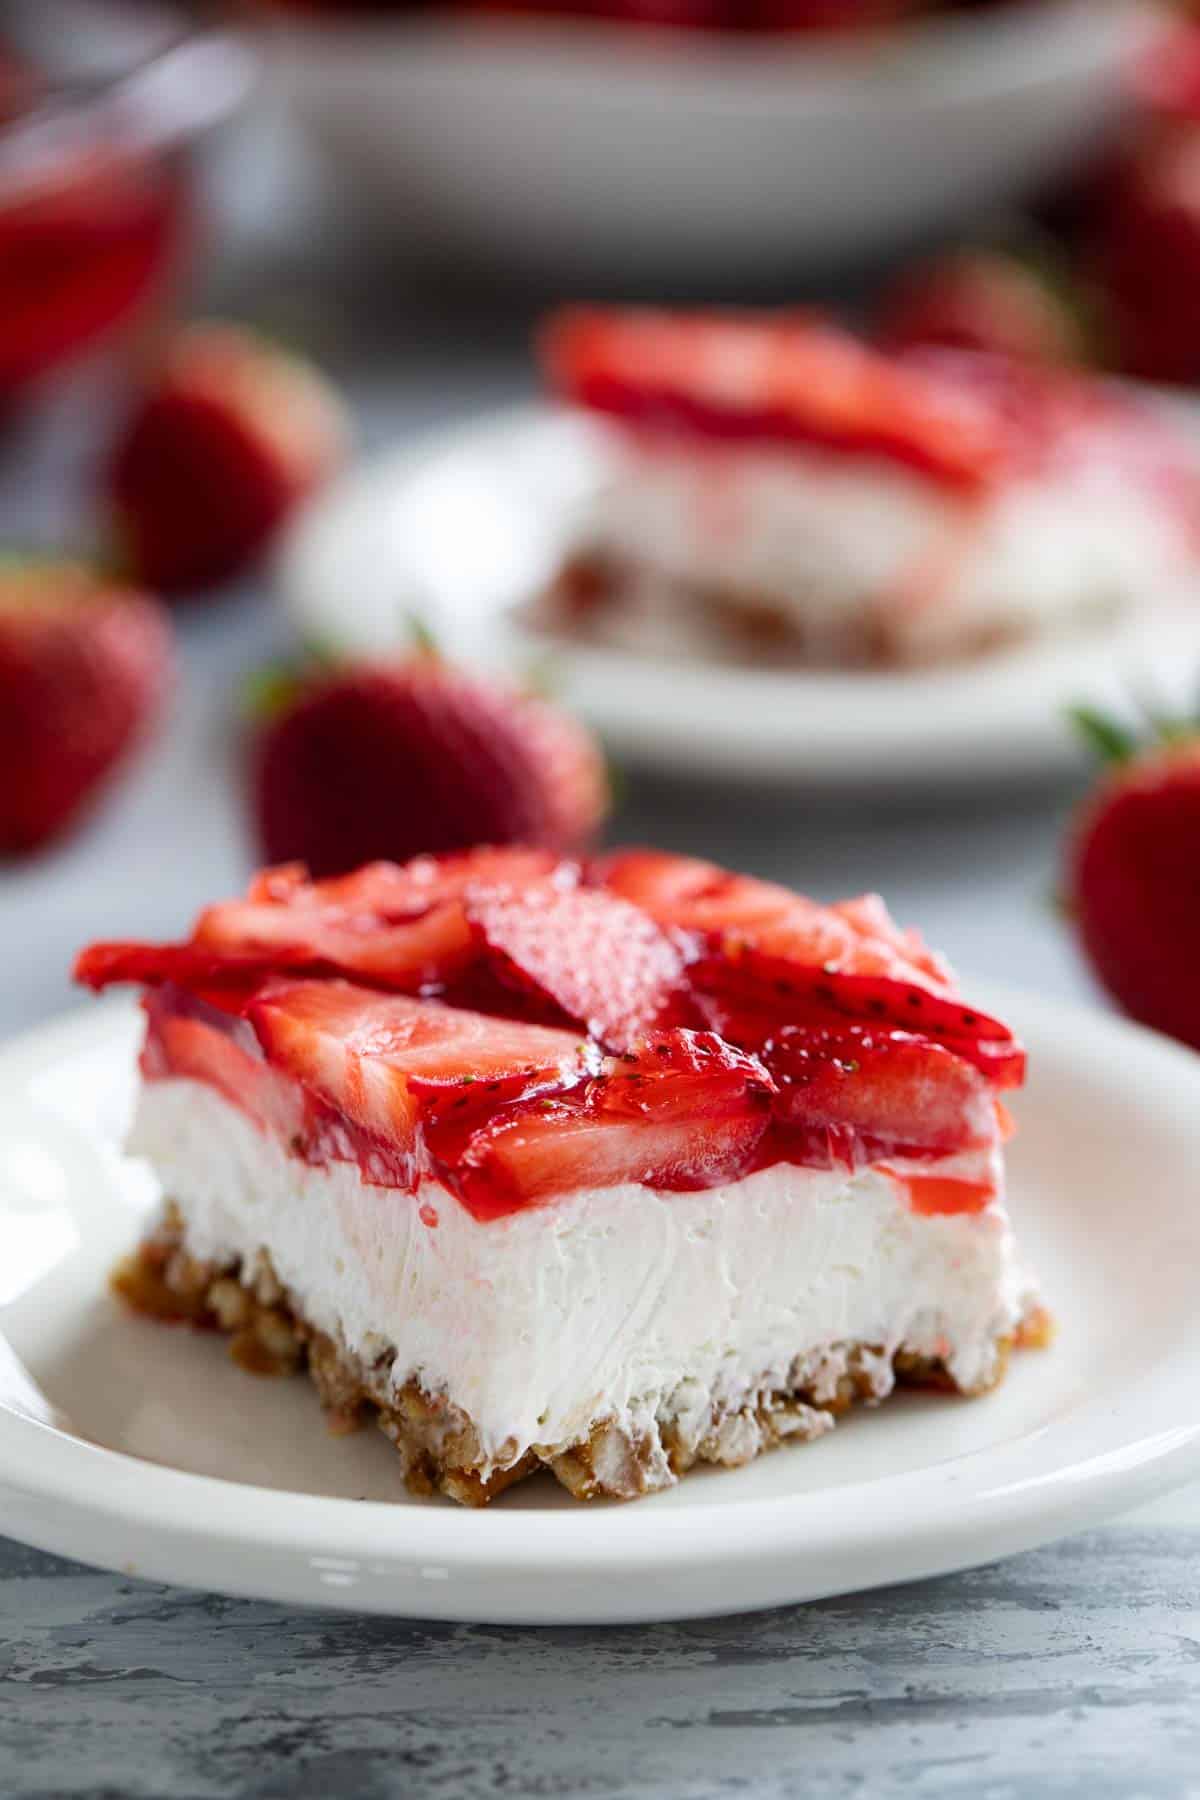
[578,441,1192,658]
[128,1078,1032,1468]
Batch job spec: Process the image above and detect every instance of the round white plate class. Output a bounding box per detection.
[279,403,1200,784]
[262,0,1154,283]
[3,989,1200,1623]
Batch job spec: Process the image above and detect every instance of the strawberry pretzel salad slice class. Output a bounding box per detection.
[536,307,1200,667]
[76,846,1049,1506]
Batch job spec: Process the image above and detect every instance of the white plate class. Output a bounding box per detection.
[279,403,1200,784]
[3,989,1200,1623]
[262,0,1155,283]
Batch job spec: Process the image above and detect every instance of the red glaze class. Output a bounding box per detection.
[888,1173,997,1217]
[81,846,1022,1218]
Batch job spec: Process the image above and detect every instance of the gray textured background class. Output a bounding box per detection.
[5,1531,1200,1799]
[3,103,1200,1800]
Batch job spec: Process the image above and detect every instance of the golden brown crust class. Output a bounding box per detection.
[112,1210,1045,1508]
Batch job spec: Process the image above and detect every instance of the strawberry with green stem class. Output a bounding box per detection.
[1065,700,1200,1050]
[249,635,609,879]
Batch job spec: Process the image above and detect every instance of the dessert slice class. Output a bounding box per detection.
[537,307,1199,666]
[76,847,1046,1505]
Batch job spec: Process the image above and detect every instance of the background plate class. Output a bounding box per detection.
[2,990,1200,1622]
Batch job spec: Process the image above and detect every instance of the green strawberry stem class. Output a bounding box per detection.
[1067,706,1137,764]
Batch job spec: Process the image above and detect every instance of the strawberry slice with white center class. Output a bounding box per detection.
[454,1030,774,1221]
[464,879,691,1050]
[763,1024,997,1170]
[539,306,1011,493]
[593,849,1023,1087]
[248,980,598,1156]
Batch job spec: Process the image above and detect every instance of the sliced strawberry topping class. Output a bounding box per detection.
[80,847,1023,1219]
[453,1030,774,1221]
[248,980,597,1155]
[763,1024,995,1170]
[140,987,302,1141]
[539,307,1011,493]
[464,879,691,1050]
[593,849,1023,1086]
[77,850,567,999]
[259,847,567,916]
[691,953,1024,1088]
[594,849,944,981]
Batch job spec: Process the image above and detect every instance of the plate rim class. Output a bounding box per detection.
[3,987,1200,1620]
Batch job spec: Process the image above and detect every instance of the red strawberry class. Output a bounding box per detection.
[107,322,349,594]
[594,848,949,982]
[249,979,597,1152]
[1094,132,1200,386]
[1066,707,1200,1050]
[75,847,562,996]
[1132,21,1200,124]
[141,987,302,1142]
[538,305,1011,493]
[593,849,1023,1085]
[252,657,609,878]
[878,248,1090,367]
[764,1024,996,1169]
[0,560,172,854]
[464,878,690,1049]
[454,1030,774,1220]
[688,951,1024,1088]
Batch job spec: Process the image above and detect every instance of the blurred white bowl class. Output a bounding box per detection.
[261,0,1160,285]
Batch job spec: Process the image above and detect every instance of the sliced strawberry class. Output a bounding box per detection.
[464,879,691,1050]
[298,848,568,914]
[140,987,302,1141]
[195,896,477,988]
[593,849,1023,1085]
[453,1030,773,1220]
[763,1024,995,1170]
[829,892,953,986]
[594,849,941,974]
[77,851,568,998]
[691,952,1024,1088]
[539,307,1010,493]
[248,980,596,1152]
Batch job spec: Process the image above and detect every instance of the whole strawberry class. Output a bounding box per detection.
[1066,708,1200,1051]
[107,322,349,596]
[252,653,609,878]
[878,247,1090,366]
[0,560,173,854]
